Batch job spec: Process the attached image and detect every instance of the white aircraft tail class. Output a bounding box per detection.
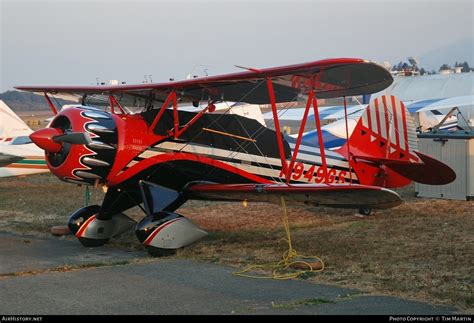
[214,102,266,126]
[0,100,32,142]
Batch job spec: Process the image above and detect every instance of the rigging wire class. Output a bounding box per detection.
[220,96,300,184]
[188,83,299,184]
[141,80,268,183]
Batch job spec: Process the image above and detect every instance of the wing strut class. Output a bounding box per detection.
[266,80,330,183]
[175,104,212,138]
[172,91,179,138]
[148,91,176,133]
[266,78,289,180]
[148,91,217,139]
[287,90,314,183]
[44,93,58,115]
[343,96,353,184]
[109,95,126,114]
[311,94,329,183]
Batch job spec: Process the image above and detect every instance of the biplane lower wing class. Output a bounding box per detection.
[185,183,402,209]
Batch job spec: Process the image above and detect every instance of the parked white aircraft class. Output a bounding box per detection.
[0,100,48,177]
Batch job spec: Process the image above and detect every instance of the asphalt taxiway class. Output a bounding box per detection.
[0,231,459,315]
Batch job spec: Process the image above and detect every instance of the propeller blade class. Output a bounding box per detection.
[53,132,92,145]
[0,153,24,167]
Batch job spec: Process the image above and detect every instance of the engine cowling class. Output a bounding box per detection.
[30,106,117,185]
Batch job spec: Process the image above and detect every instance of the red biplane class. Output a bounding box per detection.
[17,58,455,256]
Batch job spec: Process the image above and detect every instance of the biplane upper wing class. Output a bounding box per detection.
[185,182,402,209]
[16,58,392,104]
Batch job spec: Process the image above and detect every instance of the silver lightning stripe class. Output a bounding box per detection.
[125,141,358,183]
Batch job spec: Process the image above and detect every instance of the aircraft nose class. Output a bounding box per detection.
[29,128,63,153]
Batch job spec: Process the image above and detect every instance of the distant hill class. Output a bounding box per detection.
[0,90,73,112]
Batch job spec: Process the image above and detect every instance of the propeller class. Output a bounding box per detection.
[53,132,92,145]
[30,128,91,153]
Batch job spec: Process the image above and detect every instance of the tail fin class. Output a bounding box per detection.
[0,100,32,142]
[337,95,455,188]
[227,102,266,127]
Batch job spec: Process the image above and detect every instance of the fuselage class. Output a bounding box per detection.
[33,105,357,191]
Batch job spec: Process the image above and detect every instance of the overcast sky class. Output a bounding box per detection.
[1,0,473,92]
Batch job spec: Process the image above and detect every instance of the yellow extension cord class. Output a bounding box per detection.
[233,196,325,280]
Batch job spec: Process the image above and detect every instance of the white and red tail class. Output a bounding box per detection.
[338,95,456,188]
[0,100,33,143]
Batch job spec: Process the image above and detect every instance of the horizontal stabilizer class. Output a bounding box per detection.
[186,183,402,210]
[353,152,456,185]
[385,151,456,185]
[353,154,414,165]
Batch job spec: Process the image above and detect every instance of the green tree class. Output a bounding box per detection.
[460,61,471,73]
[439,64,451,71]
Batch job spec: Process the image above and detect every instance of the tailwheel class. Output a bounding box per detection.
[358,207,372,216]
[145,246,177,258]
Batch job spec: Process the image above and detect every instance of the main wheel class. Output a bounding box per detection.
[69,205,109,247]
[136,211,206,257]
[68,205,101,235]
[145,246,177,257]
[78,237,109,247]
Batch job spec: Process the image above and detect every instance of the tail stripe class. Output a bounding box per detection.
[378,98,387,139]
[362,107,369,128]
[382,96,391,152]
[390,96,400,149]
[389,111,396,151]
[401,102,409,152]
[366,103,373,130]
[370,101,379,134]
[374,98,384,139]
[395,98,405,151]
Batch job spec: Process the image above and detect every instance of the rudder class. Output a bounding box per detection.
[337,95,455,188]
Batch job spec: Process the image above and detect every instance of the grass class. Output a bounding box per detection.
[0,173,472,312]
